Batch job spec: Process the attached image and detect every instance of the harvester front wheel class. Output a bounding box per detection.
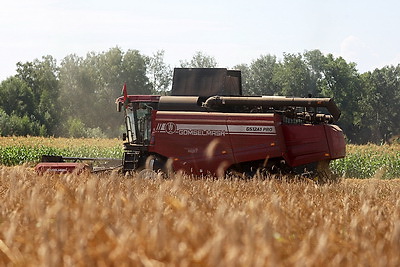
[137,155,168,179]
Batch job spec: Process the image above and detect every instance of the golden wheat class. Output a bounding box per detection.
[1,166,400,266]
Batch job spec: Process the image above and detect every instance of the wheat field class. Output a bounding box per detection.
[1,165,400,266]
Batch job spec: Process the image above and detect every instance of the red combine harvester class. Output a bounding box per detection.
[114,68,345,182]
[36,68,345,182]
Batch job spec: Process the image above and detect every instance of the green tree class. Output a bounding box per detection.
[0,108,11,136]
[147,50,172,95]
[303,49,328,97]
[93,47,125,136]
[0,76,34,117]
[62,117,107,139]
[237,50,366,143]
[121,49,152,95]
[16,56,60,135]
[233,63,250,94]
[58,54,94,129]
[318,54,363,143]
[0,73,48,136]
[241,54,278,95]
[59,48,151,137]
[0,108,44,136]
[359,66,400,143]
[273,53,314,97]
[180,51,218,68]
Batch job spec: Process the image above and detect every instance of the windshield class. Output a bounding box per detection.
[137,106,152,144]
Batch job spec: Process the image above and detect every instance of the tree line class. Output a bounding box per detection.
[0,47,398,144]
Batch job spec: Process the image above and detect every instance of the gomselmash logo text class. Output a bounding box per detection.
[156,122,276,137]
[156,123,226,136]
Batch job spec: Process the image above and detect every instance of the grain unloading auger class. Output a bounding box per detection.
[203,95,341,123]
[37,68,346,182]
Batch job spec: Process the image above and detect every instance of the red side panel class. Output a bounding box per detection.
[227,114,284,164]
[35,162,87,174]
[324,124,346,159]
[151,112,235,176]
[282,124,346,167]
[150,110,346,173]
[150,112,286,175]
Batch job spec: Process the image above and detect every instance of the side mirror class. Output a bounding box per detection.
[122,133,127,141]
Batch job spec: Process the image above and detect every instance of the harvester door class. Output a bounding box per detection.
[125,108,138,143]
[125,104,153,145]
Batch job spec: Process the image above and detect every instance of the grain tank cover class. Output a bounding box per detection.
[171,68,242,97]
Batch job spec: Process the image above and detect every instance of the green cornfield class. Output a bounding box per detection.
[330,144,400,179]
[0,137,122,166]
[0,137,399,179]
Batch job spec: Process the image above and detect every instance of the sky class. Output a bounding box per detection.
[1,0,400,81]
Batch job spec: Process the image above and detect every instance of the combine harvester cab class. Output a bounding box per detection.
[116,68,346,182]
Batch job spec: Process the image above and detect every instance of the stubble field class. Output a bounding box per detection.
[1,137,400,266]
